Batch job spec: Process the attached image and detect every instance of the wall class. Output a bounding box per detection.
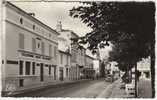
[2,3,59,92]
[58,51,71,80]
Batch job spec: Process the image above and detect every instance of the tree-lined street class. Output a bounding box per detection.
[1,1,155,98]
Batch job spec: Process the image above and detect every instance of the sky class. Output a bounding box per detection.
[12,1,92,36]
[12,1,112,59]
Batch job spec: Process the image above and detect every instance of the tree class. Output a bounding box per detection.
[69,2,155,97]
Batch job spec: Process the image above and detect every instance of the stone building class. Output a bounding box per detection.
[58,50,71,81]
[58,35,71,81]
[83,54,95,79]
[56,21,86,80]
[1,2,59,94]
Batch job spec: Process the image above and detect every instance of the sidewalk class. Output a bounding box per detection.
[3,79,90,97]
[98,79,134,98]
[137,78,152,98]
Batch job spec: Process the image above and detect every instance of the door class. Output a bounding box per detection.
[59,68,64,81]
[40,63,44,81]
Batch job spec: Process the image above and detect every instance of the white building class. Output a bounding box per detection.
[57,35,71,81]
[137,57,151,79]
[56,21,86,80]
[58,50,71,81]
[1,2,59,94]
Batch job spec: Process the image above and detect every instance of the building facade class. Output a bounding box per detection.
[58,50,71,81]
[1,2,59,93]
[83,55,95,79]
[57,32,71,81]
[56,21,86,80]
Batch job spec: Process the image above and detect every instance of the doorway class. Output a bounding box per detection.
[59,68,64,81]
[40,63,44,82]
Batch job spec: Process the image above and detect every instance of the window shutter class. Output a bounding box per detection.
[19,33,24,49]
[32,38,36,52]
[41,42,45,54]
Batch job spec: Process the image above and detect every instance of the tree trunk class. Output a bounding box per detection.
[135,62,137,98]
[151,42,155,98]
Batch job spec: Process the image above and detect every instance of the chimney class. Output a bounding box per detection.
[56,21,62,32]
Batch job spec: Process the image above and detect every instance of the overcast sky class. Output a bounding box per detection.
[12,1,112,59]
[12,1,92,36]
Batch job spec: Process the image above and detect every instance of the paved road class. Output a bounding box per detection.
[14,79,110,98]
[138,78,152,98]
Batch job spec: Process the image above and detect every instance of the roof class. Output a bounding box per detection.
[4,1,60,35]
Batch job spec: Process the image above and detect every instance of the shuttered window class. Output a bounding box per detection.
[49,65,51,75]
[19,33,24,49]
[19,60,23,75]
[66,55,69,65]
[25,61,31,75]
[61,54,63,64]
[41,42,45,54]
[54,46,57,58]
[49,44,52,56]
[32,38,36,52]
[32,62,35,75]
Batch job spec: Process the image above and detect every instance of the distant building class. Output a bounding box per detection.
[56,21,85,80]
[93,49,101,77]
[57,34,71,81]
[1,2,59,94]
[58,50,71,81]
[82,55,95,79]
[93,60,100,76]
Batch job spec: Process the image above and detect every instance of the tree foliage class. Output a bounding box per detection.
[69,1,155,70]
[69,2,155,96]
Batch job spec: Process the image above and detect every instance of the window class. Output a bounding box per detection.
[54,46,57,58]
[25,61,30,75]
[19,61,23,75]
[54,66,56,80]
[41,42,45,54]
[38,43,40,48]
[66,68,68,77]
[49,44,52,56]
[19,33,24,49]
[60,54,63,64]
[20,18,23,24]
[32,62,35,75]
[33,25,35,30]
[19,79,24,87]
[49,65,51,75]
[66,55,69,65]
[32,38,36,52]
[49,34,51,37]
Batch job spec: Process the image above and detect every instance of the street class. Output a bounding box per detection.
[13,79,110,98]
